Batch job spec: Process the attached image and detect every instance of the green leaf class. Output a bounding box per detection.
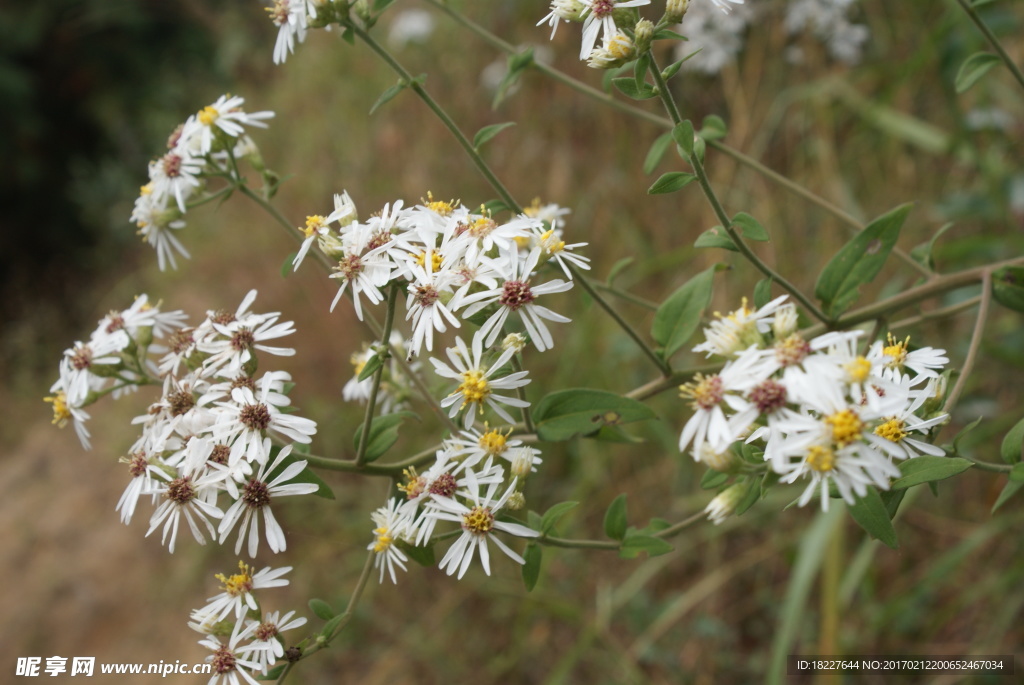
[847,488,898,549]
[634,52,651,91]
[909,222,952,270]
[396,539,435,567]
[611,77,658,100]
[992,480,1024,513]
[493,48,534,107]
[590,425,644,443]
[619,533,674,559]
[604,494,628,541]
[372,0,397,11]
[1000,417,1024,464]
[309,599,335,621]
[699,114,728,141]
[320,613,345,640]
[647,171,696,194]
[694,226,738,251]
[352,411,419,463]
[879,489,907,519]
[357,353,383,382]
[814,203,912,318]
[651,263,720,359]
[660,58,685,82]
[672,120,694,157]
[992,266,1024,313]
[643,132,673,174]
[731,213,769,241]
[733,478,761,517]
[890,456,973,490]
[607,257,634,286]
[532,389,657,441]
[653,28,687,41]
[260,664,287,681]
[369,80,407,115]
[540,501,579,534]
[281,252,297,278]
[1011,463,1024,483]
[753,278,774,308]
[521,543,542,591]
[473,122,516,150]
[955,52,1001,93]
[700,469,729,490]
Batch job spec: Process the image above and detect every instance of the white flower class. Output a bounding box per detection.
[115,450,162,525]
[218,443,319,557]
[43,389,92,450]
[868,333,949,382]
[242,610,307,674]
[692,295,789,359]
[678,348,768,455]
[430,334,531,429]
[145,438,228,553]
[368,498,414,584]
[194,562,293,624]
[428,472,539,579]
[538,0,587,39]
[266,0,309,65]
[181,95,274,155]
[148,149,203,213]
[329,222,395,320]
[198,619,264,685]
[404,262,462,356]
[577,1,651,60]
[131,190,190,270]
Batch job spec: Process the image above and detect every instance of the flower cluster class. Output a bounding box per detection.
[48,290,320,555]
[367,423,543,583]
[679,296,950,516]
[130,94,274,269]
[189,562,306,684]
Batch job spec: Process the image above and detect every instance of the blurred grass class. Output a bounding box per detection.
[3,0,1024,683]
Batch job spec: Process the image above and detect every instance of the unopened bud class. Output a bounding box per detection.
[506,491,526,511]
[772,303,799,340]
[704,481,750,525]
[587,33,636,70]
[634,19,655,54]
[664,0,690,24]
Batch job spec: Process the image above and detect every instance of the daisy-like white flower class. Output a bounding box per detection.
[242,610,308,675]
[115,450,161,524]
[431,334,531,429]
[405,262,462,356]
[266,0,309,65]
[148,149,203,213]
[145,438,228,553]
[199,619,264,685]
[199,295,296,377]
[368,498,414,584]
[292,214,330,271]
[181,95,274,155]
[692,295,789,359]
[577,0,651,60]
[131,189,190,270]
[43,389,92,449]
[538,0,587,39]
[428,471,539,579]
[194,562,293,624]
[461,247,572,352]
[866,380,948,460]
[443,424,525,472]
[869,333,949,382]
[534,224,591,279]
[329,222,396,319]
[218,442,319,557]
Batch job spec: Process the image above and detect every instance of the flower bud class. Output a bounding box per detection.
[633,19,655,54]
[502,333,527,353]
[694,442,741,473]
[772,303,799,340]
[704,481,750,525]
[664,0,690,24]
[587,33,636,70]
[505,491,526,511]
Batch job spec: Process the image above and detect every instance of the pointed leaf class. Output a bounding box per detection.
[611,77,658,100]
[357,353,383,382]
[532,389,656,441]
[699,114,728,141]
[540,501,579,534]
[648,171,696,194]
[955,52,1001,93]
[1000,416,1024,464]
[890,456,973,490]
[643,132,674,174]
[352,411,419,463]
[473,122,516,150]
[848,488,898,549]
[992,266,1024,313]
[909,222,952,270]
[651,262,721,359]
[607,256,634,286]
[672,120,694,157]
[604,494,628,541]
[694,226,738,251]
[992,480,1023,513]
[521,543,542,591]
[754,278,774,308]
[731,213,769,241]
[369,80,407,115]
[309,599,335,621]
[814,204,911,318]
[700,469,729,490]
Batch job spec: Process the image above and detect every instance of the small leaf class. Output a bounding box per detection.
[651,263,721,359]
[634,52,651,90]
[700,469,729,490]
[890,456,973,490]
[281,252,297,278]
[619,533,674,558]
[643,132,674,174]
[648,171,696,194]
[521,543,542,591]
[814,203,912,318]
[992,480,1024,513]
[309,599,335,621]
[261,664,287,681]
[992,266,1024,313]
[731,213,769,241]
[753,278,774,308]
[473,122,516,150]
[652,28,687,41]
[1011,463,1024,483]
[955,52,1001,93]
[352,411,419,463]
[699,114,728,141]
[909,222,952,270]
[694,226,737,251]
[733,478,762,516]
[672,120,694,157]
[1000,416,1024,464]
[847,488,899,549]
[604,494,628,541]
[369,80,407,115]
[357,353,383,382]
[611,77,658,100]
[540,501,579,534]
[660,58,685,82]
[532,389,657,441]
[320,613,345,640]
[493,48,534,107]
[372,0,397,11]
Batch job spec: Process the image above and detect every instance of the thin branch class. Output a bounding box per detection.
[954,0,1024,92]
[944,270,992,415]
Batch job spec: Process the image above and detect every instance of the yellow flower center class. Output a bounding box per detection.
[415,251,443,273]
[301,215,327,239]
[372,526,393,553]
[457,370,490,406]
[462,505,494,535]
[844,356,872,383]
[44,392,71,427]
[397,467,426,499]
[140,183,153,196]
[605,33,634,60]
[874,418,908,443]
[422,191,459,216]
[215,561,253,596]
[351,351,367,377]
[825,409,864,447]
[680,373,724,411]
[806,445,837,473]
[539,229,565,254]
[198,105,219,127]
[882,334,910,369]
[478,426,510,455]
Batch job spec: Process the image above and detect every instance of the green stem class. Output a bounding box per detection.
[943,270,992,415]
[509,352,535,433]
[817,516,843,679]
[591,281,659,310]
[958,452,1013,473]
[625,363,725,402]
[646,53,830,323]
[355,284,400,467]
[538,510,704,550]
[888,295,982,330]
[954,0,1024,92]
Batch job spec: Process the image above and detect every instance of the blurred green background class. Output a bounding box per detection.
[2,1,1023,683]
